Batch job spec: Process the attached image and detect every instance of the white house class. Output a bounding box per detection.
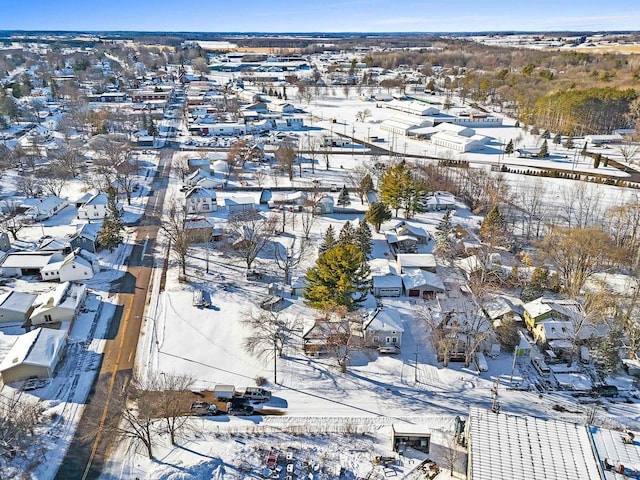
[40,249,99,282]
[363,308,404,350]
[185,168,225,189]
[0,291,37,325]
[185,186,218,214]
[0,327,67,384]
[77,193,121,220]
[422,192,457,211]
[23,196,68,222]
[29,282,87,327]
[371,275,403,297]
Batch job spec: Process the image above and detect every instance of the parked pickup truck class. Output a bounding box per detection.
[190,401,217,416]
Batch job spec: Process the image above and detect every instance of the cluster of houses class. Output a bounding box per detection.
[184,80,305,138]
[0,281,87,384]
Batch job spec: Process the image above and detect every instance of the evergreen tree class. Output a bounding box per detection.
[581,142,588,157]
[434,210,455,261]
[553,133,562,145]
[531,126,540,136]
[338,221,357,246]
[541,130,550,139]
[480,205,507,246]
[379,162,412,216]
[504,139,514,155]
[564,134,574,149]
[356,221,372,259]
[97,187,124,252]
[364,202,391,232]
[514,120,520,128]
[148,116,158,136]
[318,225,336,255]
[537,140,549,158]
[337,185,350,207]
[303,243,370,311]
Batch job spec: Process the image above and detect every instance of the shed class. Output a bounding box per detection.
[0,328,67,384]
[392,424,431,454]
[371,275,403,297]
[0,291,37,324]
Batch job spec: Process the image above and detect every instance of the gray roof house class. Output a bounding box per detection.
[363,308,404,351]
[0,291,38,325]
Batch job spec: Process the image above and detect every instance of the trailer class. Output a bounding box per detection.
[213,384,236,401]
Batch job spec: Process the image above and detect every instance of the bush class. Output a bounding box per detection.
[255,375,267,386]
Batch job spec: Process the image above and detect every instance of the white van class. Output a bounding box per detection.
[476,352,488,372]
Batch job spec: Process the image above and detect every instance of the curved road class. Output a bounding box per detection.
[54,148,173,480]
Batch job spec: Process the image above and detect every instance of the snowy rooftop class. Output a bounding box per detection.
[364,308,403,333]
[401,269,445,291]
[1,252,58,269]
[0,327,67,372]
[468,407,601,480]
[0,291,37,314]
[371,274,402,289]
[590,426,640,478]
[396,253,436,270]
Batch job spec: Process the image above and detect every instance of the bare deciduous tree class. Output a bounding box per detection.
[150,373,194,446]
[275,145,296,181]
[162,202,190,275]
[273,235,308,285]
[0,391,44,460]
[226,210,278,270]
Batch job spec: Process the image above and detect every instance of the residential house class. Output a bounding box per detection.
[371,274,403,297]
[0,291,37,324]
[185,168,225,189]
[1,252,62,277]
[0,327,67,384]
[302,316,359,358]
[37,237,72,255]
[187,158,211,173]
[385,230,418,254]
[29,282,87,327]
[185,187,218,214]
[363,308,404,350]
[401,269,445,298]
[396,254,437,274]
[185,218,221,243]
[290,277,308,297]
[314,195,334,215]
[390,221,430,244]
[40,249,99,282]
[69,222,102,253]
[77,193,121,221]
[523,297,582,331]
[421,192,456,212]
[23,196,68,222]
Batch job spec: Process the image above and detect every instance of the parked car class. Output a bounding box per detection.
[190,401,217,416]
[378,346,399,354]
[226,402,254,416]
[592,384,619,398]
[241,387,272,402]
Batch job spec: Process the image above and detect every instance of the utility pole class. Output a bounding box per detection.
[273,337,278,384]
[414,346,418,383]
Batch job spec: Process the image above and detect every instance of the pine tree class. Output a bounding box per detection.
[337,185,350,207]
[356,221,372,259]
[434,209,455,261]
[541,130,550,139]
[564,134,574,149]
[379,162,412,216]
[594,153,601,168]
[148,116,158,136]
[97,187,124,252]
[364,202,391,232]
[303,243,370,311]
[480,205,507,246]
[553,133,562,145]
[338,221,357,246]
[537,140,549,158]
[581,142,588,157]
[318,225,336,255]
[504,139,514,155]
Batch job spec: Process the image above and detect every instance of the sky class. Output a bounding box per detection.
[1,0,640,33]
